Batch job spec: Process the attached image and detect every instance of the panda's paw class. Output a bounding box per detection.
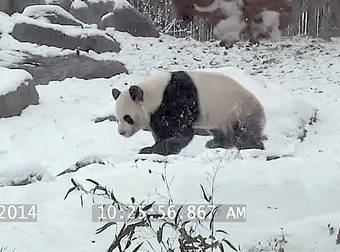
[139,146,155,154]
[205,139,227,149]
[153,141,181,156]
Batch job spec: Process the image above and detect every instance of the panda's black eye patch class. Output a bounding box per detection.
[124,115,134,125]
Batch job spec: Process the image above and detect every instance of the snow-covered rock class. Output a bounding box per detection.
[100,7,160,38]
[22,4,85,26]
[11,14,120,53]
[113,0,131,9]
[0,161,53,187]
[0,0,44,15]
[44,0,73,11]
[0,67,39,118]
[14,54,127,85]
[70,0,116,25]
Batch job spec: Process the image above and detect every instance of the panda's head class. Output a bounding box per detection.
[112,85,147,137]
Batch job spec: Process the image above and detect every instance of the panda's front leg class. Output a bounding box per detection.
[138,139,181,156]
[153,138,183,155]
[153,135,192,156]
[139,145,155,154]
[139,131,194,156]
[138,131,160,154]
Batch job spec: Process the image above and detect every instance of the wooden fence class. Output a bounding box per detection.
[287,0,340,38]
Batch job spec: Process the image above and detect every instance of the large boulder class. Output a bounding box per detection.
[13,54,128,85]
[22,5,85,26]
[11,15,120,53]
[44,0,73,11]
[0,67,39,118]
[100,6,160,37]
[69,0,116,25]
[0,0,44,15]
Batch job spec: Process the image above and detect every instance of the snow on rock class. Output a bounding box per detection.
[113,0,131,9]
[0,162,53,187]
[195,0,246,47]
[70,0,88,9]
[22,4,85,26]
[0,32,73,67]
[11,14,121,53]
[0,67,39,118]
[70,0,115,25]
[0,67,33,95]
[45,0,73,11]
[0,11,13,34]
[56,154,108,176]
[100,8,159,37]
[252,10,281,42]
[13,53,127,85]
[262,10,281,41]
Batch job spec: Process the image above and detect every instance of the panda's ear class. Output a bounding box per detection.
[129,85,144,102]
[112,88,121,100]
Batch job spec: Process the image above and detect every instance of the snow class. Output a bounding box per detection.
[11,14,109,38]
[100,11,113,22]
[214,16,246,44]
[0,162,53,187]
[0,11,13,34]
[70,0,130,9]
[0,32,73,66]
[113,0,131,9]
[194,0,246,44]
[22,5,85,25]
[70,0,88,9]
[262,10,281,41]
[252,10,282,42]
[0,67,33,95]
[0,18,340,252]
[87,0,116,3]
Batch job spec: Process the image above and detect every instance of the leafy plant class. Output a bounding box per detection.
[64,152,238,251]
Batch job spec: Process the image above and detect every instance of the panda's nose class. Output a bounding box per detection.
[119,130,126,136]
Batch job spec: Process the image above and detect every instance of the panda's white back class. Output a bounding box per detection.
[186,71,264,132]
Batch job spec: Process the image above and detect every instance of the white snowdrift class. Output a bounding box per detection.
[0,67,33,95]
[0,161,53,187]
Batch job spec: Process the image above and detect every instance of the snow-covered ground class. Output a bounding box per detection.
[1,25,340,251]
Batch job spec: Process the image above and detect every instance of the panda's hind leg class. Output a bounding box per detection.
[233,116,265,150]
[205,129,236,149]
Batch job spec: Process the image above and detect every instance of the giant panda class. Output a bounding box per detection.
[112,71,266,156]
